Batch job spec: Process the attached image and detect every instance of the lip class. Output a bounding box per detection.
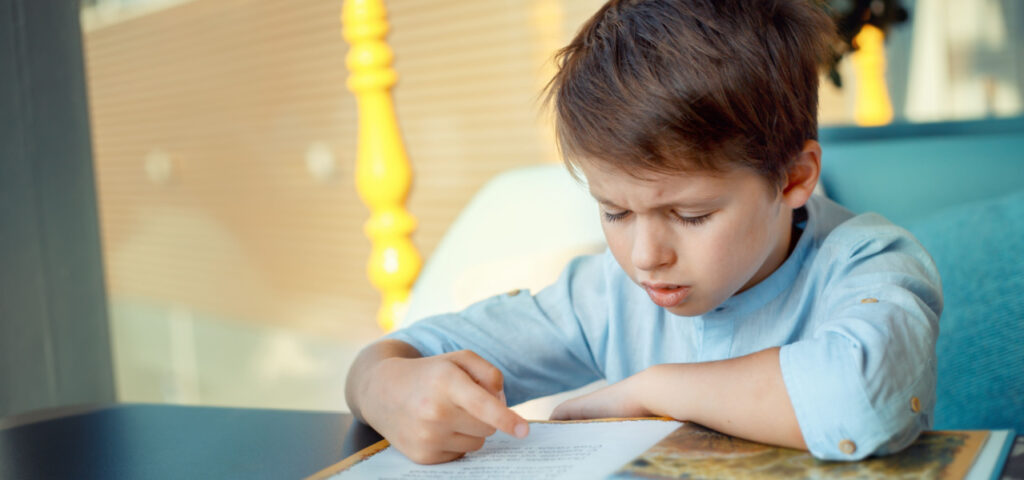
[642,283,692,308]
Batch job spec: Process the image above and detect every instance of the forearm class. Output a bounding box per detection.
[642,347,806,450]
[345,339,423,422]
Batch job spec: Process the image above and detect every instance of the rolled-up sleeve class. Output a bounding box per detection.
[780,219,942,460]
[385,254,609,406]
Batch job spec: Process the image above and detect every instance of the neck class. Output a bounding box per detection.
[737,206,796,294]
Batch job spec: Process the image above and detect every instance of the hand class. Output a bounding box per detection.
[357,349,529,464]
[550,372,653,420]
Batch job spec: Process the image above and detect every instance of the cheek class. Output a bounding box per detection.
[700,218,768,277]
[719,214,782,283]
[691,234,734,277]
[602,225,633,270]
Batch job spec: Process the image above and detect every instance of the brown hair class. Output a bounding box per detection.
[546,0,836,188]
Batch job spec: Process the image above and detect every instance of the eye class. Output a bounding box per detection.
[672,212,712,226]
[602,210,630,223]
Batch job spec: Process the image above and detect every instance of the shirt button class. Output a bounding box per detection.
[861,297,879,304]
[911,396,921,413]
[839,439,857,455]
[507,289,521,297]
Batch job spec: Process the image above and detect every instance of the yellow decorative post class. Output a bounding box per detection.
[851,24,894,126]
[342,0,422,331]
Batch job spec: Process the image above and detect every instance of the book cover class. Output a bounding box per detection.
[611,423,991,480]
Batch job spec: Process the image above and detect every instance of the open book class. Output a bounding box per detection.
[308,418,1015,480]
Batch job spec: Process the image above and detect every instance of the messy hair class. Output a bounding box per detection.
[546,0,836,188]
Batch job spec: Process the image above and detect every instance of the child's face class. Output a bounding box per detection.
[580,160,796,317]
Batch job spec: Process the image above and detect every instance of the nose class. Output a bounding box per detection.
[631,217,676,272]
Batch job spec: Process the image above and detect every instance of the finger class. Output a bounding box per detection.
[442,432,488,454]
[404,448,464,465]
[447,350,504,395]
[450,409,498,438]
[450,374,529,439]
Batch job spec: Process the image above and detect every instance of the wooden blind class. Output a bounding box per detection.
[83,0,605,338]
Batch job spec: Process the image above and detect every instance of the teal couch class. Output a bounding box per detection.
[819,116,1024,434]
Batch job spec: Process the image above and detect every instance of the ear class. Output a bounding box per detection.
[781,140,821,209]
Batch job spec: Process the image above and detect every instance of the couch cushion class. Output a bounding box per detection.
[820,133,1024,226]
[819,116,1024,226]
[907,189,1024,432]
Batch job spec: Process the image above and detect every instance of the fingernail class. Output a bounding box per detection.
[514,423,528,438]
[497,390,507,405]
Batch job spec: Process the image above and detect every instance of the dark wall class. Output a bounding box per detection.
[0,0,115,417]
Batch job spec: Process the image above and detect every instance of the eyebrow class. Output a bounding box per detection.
[590,193,719,210]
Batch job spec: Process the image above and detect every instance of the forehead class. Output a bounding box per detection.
[578,159,737,202]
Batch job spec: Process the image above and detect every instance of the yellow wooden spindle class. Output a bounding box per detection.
[342,0,422,331]
[852,24,894,126]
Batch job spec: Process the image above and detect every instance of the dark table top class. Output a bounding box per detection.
[3,404,1022,479]
[0,403,382,480]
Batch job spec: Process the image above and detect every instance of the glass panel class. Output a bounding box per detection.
[80,0,1022,414]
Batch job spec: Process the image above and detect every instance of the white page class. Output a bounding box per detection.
[965,430,1012,480]
[331,420,681,480]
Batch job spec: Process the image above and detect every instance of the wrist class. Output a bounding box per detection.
[347,340,422,423]
[635,364,665,417]
[358,356,405,420]
[638,363,689,420]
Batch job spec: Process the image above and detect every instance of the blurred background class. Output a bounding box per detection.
[3,0,1022,417]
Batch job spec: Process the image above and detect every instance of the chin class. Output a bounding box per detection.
[665,301,713,317]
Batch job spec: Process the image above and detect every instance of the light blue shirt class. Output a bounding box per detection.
[387,194,942,460]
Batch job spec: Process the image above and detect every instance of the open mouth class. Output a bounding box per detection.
[643,284,692,308]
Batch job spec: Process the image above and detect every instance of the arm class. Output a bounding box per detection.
[382,254,609,406]
[348,254,613,464]
[551,347,807,450]
[345,339,529,464]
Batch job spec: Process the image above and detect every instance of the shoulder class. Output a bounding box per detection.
[537,249,640,308]
[556,248,633,284]
[807,195,936,273]
[800,197,942,316]
[553,249,624,288]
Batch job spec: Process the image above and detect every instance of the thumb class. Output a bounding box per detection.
[447,350,505,398]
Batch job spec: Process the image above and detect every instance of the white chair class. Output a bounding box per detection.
[403,164,606,326]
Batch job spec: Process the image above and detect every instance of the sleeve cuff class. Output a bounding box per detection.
[384,322,449,358]
[780,337,930,460]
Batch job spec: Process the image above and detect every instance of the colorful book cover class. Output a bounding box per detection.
[611,423,989,480]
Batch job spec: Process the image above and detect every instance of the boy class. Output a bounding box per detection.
[345,0,941,465]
